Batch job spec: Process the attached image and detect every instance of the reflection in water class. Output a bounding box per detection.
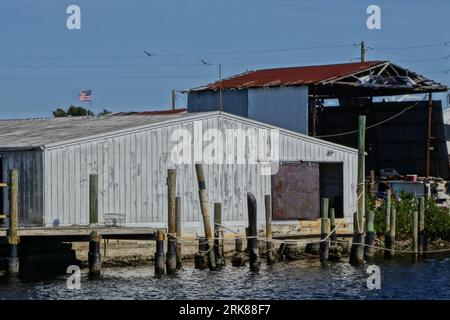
[1,257,450,300]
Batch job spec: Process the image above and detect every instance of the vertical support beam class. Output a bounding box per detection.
[418,196,425,258]
[89,174,98,225]
[412,210,418,262]
[7,169,19,276]
[166,169,177,274]
[426,92,433,178]
[88,231,101,278]
[195,164,216,270]
[171,89,176,110]
[364,210,375,260]
[385,189,391,234]
[265,195,276,265]
[320,198,329,262]
[175,196,182,269]
[194,237,209,270]
[329,207,337,247]
[154,230,165,275]
[360,41,366,62]
[247,192,261,272]
[350,115,365,266]
[369,170,376,193]
[231,234,246,267]
[214,202,224,270]
[386,206,396,259]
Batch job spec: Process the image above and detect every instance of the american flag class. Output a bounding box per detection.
[79,90,92,102]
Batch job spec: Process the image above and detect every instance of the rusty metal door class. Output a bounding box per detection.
[272,161,320,220]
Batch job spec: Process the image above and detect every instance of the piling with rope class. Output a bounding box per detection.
[214,202,224,270]
[320,198,330,262]
[385,206,396,259]
[265,195,276,265]
[194,237,209,270]
[231,234,246,267]
[329,207,337,247]
[7,169,20,276]
[175,196,183,269]
[88,230,102,279]
[247,192,261,272]
[364,209,375,260]
[195,164,216,271]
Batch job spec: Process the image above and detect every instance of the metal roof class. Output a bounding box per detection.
[192,61,386,90]
[190,61,447,97]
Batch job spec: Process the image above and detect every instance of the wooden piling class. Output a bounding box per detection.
[265,195,276,265]
[364,209,375,260]
[214,202,224,269]
[247,192,261,272]
[418,196,425,258]
[231,233,247,266]
[329,207,337,247]
[154,230,165,275]
[88,230,101,278]
[7,169,19,276]
[385,206,396,258]
[195,164,216,270]
[350,115,365,266]
[412,210,418,261]
[166,169,177,274]
[194,237,209,270]
[175,196,182,269]
[89,174,98,225]
[320,198,329,262]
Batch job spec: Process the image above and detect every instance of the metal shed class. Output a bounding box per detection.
[0,111,357,232]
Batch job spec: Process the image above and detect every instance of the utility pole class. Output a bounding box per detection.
[426,92,434,178]
[171,89,176,110]
[218,64,223,112]
[360,41,366,62]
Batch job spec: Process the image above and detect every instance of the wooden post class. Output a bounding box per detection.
[194,164,216,270]
[364,209,375,260]
[265,195,276,265]
[386,206,396,258]
[369,170,376,193]
[231,234,246,267]
[7,169,19,276]
[175,196,182,269]
[247,192,261,272]
[88,231,101,278]
[154,230,165,275]
[320,198,329,262]
[194,237,209,270]
[350,115,365,266]
[412,210,418,262]
[418,196,425,258]
[329,207,337,247]
[214,202,224,270]
[166,169,177,274]
[385,189,391,234]
[89,174,98,224]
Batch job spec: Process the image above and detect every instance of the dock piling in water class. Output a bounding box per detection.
[247,192,261,272]
[320,198,329,262]
[89,174,98,225]
[88,230,102,278]
[265,195,276,265]
[195,164,216,271]
[175,196,182,269]
[364,209,375,260]
[155,230,165,275]
[214,202,224,270]
[194,237,209,270]
[7,169,20,276]
[231,235,246,267]
[166,169,177,274]
[418,196,425,258]
[329,207,337,247]
[412,209,418,261]
[385,206,396,259]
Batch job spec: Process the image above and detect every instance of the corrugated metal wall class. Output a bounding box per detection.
[42,114,357,230]
[247,86,309,134]
[187,90,248,117]
[0,149,43,226]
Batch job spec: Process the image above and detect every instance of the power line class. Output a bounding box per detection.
[371,41,450,50]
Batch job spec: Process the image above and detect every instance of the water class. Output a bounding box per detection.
[1,256,450,300]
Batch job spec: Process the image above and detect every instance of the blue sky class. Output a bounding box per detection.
[0,0,449,118]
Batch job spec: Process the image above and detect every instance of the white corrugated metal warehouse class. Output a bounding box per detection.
[0,111,357,232]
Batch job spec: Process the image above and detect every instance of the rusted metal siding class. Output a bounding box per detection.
[0,149,44,227]
[272,162,320,220]
[41,112,357,231]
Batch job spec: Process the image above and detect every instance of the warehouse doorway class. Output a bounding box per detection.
[271,161,343,220]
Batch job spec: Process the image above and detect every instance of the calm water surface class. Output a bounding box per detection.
[1,256,449,300]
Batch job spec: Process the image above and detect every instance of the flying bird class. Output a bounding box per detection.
[201,59,211,65]
[144,51,153,56]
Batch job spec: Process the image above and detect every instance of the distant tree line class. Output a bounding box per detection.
[52,106,111,117]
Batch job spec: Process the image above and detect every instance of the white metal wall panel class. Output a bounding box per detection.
[42,113,357,231]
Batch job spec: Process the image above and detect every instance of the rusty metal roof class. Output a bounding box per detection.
[192,61,386,91]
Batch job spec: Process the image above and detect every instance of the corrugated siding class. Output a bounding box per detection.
[0,149,44,226]
[248,86,309,134]
[187,90,248,117]
[43,114,357,230]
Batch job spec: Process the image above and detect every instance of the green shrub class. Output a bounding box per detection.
[424,197,450,240]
